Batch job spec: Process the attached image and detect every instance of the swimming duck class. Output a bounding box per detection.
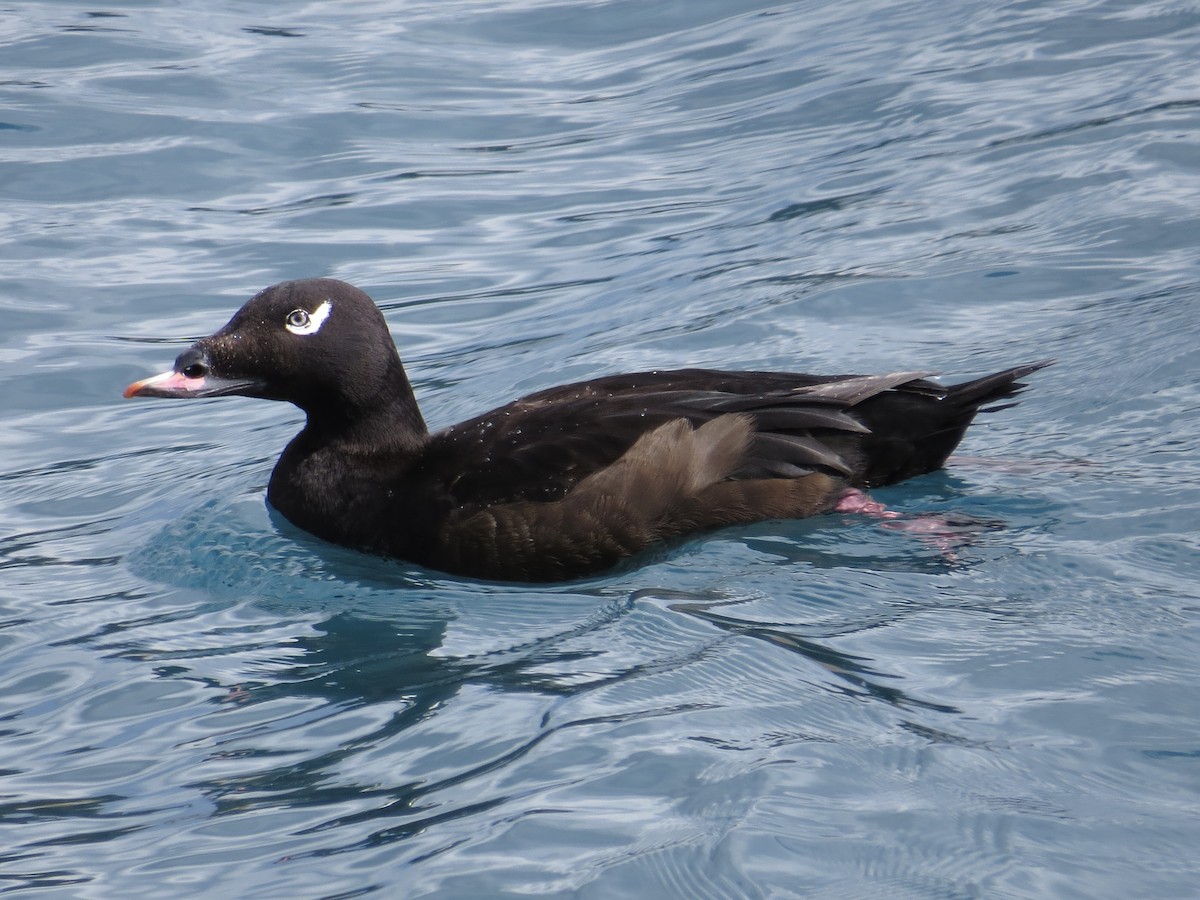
[125,278,1048,581]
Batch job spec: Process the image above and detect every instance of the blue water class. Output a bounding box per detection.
[2,1,1198,896]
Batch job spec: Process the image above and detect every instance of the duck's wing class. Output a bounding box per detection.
[419,367,942,508]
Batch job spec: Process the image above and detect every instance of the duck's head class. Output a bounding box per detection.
[124,278,409,416]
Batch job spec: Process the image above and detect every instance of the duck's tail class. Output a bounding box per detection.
[852,360,1053,487]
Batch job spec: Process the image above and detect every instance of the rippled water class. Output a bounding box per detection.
[2,1,1199,896]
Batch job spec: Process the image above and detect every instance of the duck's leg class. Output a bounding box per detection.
[834,487,901,519]
[834,487,991,558]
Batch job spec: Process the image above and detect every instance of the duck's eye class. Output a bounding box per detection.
[284,299,333,336]
[286,309,310,330]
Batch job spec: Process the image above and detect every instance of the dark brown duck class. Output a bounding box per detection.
[125,278,1049,582]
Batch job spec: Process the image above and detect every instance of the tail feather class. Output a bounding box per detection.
[947,359,1053,409]
[852,360,1052,487]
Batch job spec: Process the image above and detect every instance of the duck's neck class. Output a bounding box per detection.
[299,356,429,457]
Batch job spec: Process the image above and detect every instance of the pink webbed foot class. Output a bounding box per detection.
[834,488,987,558]
[834,488,901,519]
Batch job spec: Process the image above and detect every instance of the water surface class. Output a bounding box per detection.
[1,1,1198,896]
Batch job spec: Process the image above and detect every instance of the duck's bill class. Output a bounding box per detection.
[123,370,261,399]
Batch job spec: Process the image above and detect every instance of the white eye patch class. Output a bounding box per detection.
[285,299,333,336]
